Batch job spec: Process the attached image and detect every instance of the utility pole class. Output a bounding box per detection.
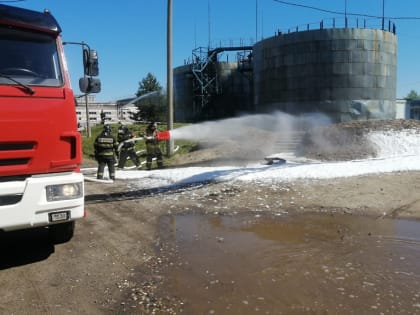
[166,0,174,156]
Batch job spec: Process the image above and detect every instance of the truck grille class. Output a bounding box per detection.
[0,142,35,168]
[0,158,30,166]
[0,143,35,150]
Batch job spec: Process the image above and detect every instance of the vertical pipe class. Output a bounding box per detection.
[166,0,174,156]
[85,94,91,138]
[345,0,347,21]
[208,0,211,48]
[255,0,258,42]
[82,42,91,138]
[382,0,385,30]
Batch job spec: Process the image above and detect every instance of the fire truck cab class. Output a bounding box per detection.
[0,4,99,242]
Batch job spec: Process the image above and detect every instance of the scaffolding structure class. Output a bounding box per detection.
[191,45,253,120]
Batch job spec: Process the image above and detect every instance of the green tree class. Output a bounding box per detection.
[131,73,166,122]
[405,90,420,100]
[136,72,162,96]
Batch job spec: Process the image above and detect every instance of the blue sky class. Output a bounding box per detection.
[9,0,420,102]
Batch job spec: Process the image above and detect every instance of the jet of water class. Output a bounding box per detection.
[170,111,330,141]
[168,111,331,159]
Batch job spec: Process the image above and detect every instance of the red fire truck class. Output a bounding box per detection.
[0,4,100,242]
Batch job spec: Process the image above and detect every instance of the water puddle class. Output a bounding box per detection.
[158,213,420,314]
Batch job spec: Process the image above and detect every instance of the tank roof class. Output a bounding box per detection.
[0,4,61,34]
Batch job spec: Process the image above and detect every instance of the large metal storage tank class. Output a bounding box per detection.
[253,28,397,121]
[213,61,254,118]
[173,65,194,122]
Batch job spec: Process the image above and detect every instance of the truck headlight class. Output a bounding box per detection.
[46,182,83,201]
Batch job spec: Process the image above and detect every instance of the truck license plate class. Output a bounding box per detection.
[49,211,70,222]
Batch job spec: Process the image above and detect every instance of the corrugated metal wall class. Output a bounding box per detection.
[253,28,397,121]
[174,65,194,122]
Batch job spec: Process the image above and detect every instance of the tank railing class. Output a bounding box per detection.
[207,38,255,53]
[275,17,396,36]
[189,42,254,66]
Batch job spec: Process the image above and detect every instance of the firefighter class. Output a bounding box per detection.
[100,110,106,124]
[144,121,163,170]
[117,124,140,169]
[94,124,118,180]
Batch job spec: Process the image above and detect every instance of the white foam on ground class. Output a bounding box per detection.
[83,130,420,188]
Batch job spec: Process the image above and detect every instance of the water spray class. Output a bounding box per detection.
[122,91,160,107]
[156,111,330,142]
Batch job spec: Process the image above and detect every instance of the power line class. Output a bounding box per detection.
[272,0,420,20]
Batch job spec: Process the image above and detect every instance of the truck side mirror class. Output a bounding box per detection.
[79,77,101,93]
[83,48,99,76]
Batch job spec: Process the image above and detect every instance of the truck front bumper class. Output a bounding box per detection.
[0,172,84,231]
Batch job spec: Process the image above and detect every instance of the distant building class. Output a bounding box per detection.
[75,95,138,128]
[395,99,420,120]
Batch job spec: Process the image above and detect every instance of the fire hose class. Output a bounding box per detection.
[115,131,176,166]
[116,130,171,152]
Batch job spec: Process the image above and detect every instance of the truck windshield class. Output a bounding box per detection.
[0,26,63,87]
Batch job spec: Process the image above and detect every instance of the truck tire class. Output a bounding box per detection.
[49,221,75,244]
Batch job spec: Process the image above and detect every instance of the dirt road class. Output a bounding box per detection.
[0,169,420,314]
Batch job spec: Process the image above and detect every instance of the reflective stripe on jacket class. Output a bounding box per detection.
[94,133,118,157]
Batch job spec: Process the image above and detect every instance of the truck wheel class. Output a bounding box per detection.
[49,221,75,244]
